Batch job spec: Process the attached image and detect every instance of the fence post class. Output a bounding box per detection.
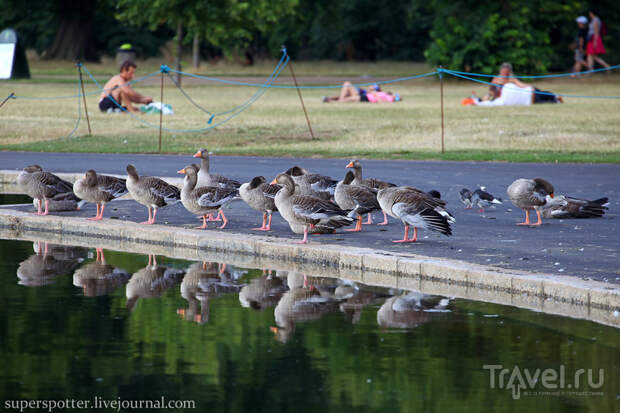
[287,51,316,140]
[0,92,15,110]
[77,62,92,136]
[439,66,445,154]
[159,70,164,153]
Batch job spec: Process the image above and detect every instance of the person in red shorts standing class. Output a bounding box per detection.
[586,9,611,72]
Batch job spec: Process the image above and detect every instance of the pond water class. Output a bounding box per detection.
[0,238,617,412]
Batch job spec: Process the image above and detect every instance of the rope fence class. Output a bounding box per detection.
[4,51,620,152]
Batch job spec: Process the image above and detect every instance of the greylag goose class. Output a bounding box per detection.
[17,165,79,215]
[506,178,554,226]
[239,176,280,231]
[272,173,354,244]
[126,164,180,224]
[284,165,337,199]
[126,254,185,310]
[345,160,396,225]
[192,148,241,189]
[334,170,381,232]
[542,195,609,219]
[73,170,127,220]
[471,187,502,212]
[73,248,130,296]
[178,165,238,229]
[377,292,450,329]
[377,186,455,243]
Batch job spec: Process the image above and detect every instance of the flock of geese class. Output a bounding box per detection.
[16,149,609,244]
[17,242,450,340]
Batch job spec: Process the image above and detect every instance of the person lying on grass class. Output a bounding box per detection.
[322,82,401,103]
[98,61,153,113]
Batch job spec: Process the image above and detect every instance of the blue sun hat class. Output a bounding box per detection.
[394,93,401,102]
[371,83,381,91]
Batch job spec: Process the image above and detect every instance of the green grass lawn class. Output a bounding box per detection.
[1,58,619,163]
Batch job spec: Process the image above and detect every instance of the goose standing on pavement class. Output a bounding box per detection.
[334,171,382,232]
[192,148,241,189]
[506,178,554,226]
[272,173,354,244]
[178,165,238,229]
[345,160,396,225]
[284,166,337,199]
[542,195,609,219]
[126,164,180,224]
[239,176,280,231]
[17,165,79,215]
[377,186,454,243]
[73,170,127,220]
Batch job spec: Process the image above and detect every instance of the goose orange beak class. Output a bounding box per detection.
[345,161,354,168]
[550,193,554,198]
[192,150,202,158]
[177,168,186,174]
[270,178,277,184]
[270,326,279,335]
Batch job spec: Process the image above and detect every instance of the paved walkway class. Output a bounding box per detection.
[1,152,618,284]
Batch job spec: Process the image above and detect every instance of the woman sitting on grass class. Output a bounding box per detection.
[322,82,400,103]
[469,62,563,105]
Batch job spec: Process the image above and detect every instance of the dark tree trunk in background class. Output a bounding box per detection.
[176,22,183,84]
[43,0,98,61]
[192,33,200,68]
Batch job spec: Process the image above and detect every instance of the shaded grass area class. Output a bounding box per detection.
[1,65,620,163]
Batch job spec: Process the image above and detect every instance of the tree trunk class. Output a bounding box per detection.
[176,22,183,85]
[192,34,200,68]
[43,0,98,61]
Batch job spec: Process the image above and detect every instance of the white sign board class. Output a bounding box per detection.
[0,43,15,79]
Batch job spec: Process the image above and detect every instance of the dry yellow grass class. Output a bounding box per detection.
[1,60,619,161]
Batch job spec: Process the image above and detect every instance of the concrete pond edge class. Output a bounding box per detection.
[0,207,617,328]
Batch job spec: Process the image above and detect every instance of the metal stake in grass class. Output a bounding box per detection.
[159,71,164,153]
[439,66,445,154]
[0,92,15,110]
[288,55,316,140]
[76,62,92,136]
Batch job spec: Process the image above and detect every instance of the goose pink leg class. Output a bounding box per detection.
[377,211,389,226]
[393,225,418,243]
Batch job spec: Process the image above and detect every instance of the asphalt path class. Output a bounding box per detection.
[1,151,618,284]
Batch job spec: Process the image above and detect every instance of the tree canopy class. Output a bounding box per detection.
[0,0,617,73]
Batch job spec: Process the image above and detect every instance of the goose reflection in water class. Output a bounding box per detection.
[177,262,245,324]
[271,272,344,343]
[238,270,287,310]
[73,248,130,296]
[126,254,185,311]
[377,292,451,329]
[17,242,86,286]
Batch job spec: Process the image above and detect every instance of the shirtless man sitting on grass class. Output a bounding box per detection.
[99,61,152,113]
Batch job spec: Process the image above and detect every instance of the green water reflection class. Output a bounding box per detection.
[0,239,617,412]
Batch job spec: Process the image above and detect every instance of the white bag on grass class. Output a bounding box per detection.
[140,101,174,115]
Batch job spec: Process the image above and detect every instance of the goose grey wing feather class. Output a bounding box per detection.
[197,187,238,207]
[98,176,128,199]
[262,183,282,198]
[145,177,180,203]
